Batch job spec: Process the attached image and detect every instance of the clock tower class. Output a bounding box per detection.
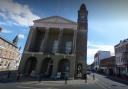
[76,3,88,78]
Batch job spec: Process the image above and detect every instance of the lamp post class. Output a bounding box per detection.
[7,61,11,79]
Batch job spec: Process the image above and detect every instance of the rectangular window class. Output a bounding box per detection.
[52,40,59,53]
[65,41,72,54]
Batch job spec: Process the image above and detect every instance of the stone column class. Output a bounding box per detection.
[39,28,49,52]
[69,58,76,79]
[58,28,63,53]
[24,26,36,51]
[35,59,42,75]
[51,59,58,78]
[72,30,77,54]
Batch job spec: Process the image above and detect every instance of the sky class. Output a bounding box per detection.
[0,0,128,65]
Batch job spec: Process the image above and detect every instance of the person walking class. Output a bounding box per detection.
[16,71,21,81]
[7,71,11,79]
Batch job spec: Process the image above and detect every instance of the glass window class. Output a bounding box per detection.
[52,40,59,53]
[0,49,1,57]
[5,42,7,48]
[0,39,2,46]
[0,58,1,63]
[65,41,72,54]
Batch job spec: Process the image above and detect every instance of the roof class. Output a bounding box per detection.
[33,16,77,24]
[0,36,17,48]
[115,38,128,47]
[80,3,87,10]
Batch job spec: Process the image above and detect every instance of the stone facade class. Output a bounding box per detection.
[115,39,128,76]
[19,4,88,79]
[0,36,21,71]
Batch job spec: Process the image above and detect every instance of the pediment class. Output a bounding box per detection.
[34,16,77,24]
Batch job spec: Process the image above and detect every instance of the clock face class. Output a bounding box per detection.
[81,15,85,19]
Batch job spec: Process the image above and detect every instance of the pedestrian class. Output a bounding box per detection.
[84,74,87,83]
[64,73,68,84]
[16,72,21,81]
[65,76,67,84]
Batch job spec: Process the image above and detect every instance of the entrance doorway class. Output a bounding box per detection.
[24,57,37,76]
[58,59,70,79]
[41,58,53,78]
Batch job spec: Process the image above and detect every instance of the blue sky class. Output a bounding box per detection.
[0,0,128,64]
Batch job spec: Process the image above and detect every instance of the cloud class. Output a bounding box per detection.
[87,41,114,64]
[0,0,40,26]
[1,29,12,33]
[18,34,25,39]
[0,21,18,26]
[0,21,6,25]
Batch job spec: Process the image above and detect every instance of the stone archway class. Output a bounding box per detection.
[41,58,53,78]
[24,57,37,76]
[58,59,70,79]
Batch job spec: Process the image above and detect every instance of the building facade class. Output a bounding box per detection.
[115,39,128,76]
[94,51,111,71]
[100,56,115,75]
[0,35,21,71]
[19,4,88,79]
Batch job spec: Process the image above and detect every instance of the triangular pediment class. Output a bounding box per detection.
[34,16,77,24]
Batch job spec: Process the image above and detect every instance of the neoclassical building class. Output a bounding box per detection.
[19,4,88,79]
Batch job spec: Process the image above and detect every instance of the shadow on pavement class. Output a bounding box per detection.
[105,76,128,85]
[97,73,128,85]
[0,70,39,83]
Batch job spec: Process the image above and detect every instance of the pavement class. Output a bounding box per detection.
[0,73,98,89]
[94,73,128,89]
[0,72,128,89]
[98,73,128,85]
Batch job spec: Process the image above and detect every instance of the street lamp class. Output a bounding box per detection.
[7,61,11,79]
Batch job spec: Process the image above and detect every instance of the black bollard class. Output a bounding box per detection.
[93,74,95,80]
[65,77,67,84]
[84,74,87,83]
